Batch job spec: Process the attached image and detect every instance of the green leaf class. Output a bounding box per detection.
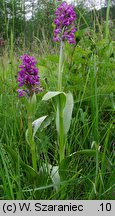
[63,92,74,135]
[31,93,37,106]
[42,91,65,101]
[3,145,38,179]
[40,163,60,191]
[39,114,54,131]
[27,93,37,116]
[50,165,60,190]
[32,115,48,138]
[56,93,66,134]
[56,106,59,134]
[25,115,48,143]
[42,91,73,136]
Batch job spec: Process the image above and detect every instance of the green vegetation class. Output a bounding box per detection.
[0,0,115,200]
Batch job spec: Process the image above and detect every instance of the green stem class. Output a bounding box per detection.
[57,40,65,162]
[27,100,37,172]
[58,96,65,162]
[58,40,64,91]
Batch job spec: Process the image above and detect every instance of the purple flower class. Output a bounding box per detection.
[53,2,76,44]
[17,54,41,97]
[17,89,25,97]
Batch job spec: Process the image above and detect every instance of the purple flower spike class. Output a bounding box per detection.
[17,54,41,97]
[53,1,76,44]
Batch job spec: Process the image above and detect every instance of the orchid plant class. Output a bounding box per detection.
[43,2,76,163]
[17,54,46,172]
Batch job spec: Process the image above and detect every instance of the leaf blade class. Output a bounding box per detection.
[63,92,74,135]
[42,91,65,101]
